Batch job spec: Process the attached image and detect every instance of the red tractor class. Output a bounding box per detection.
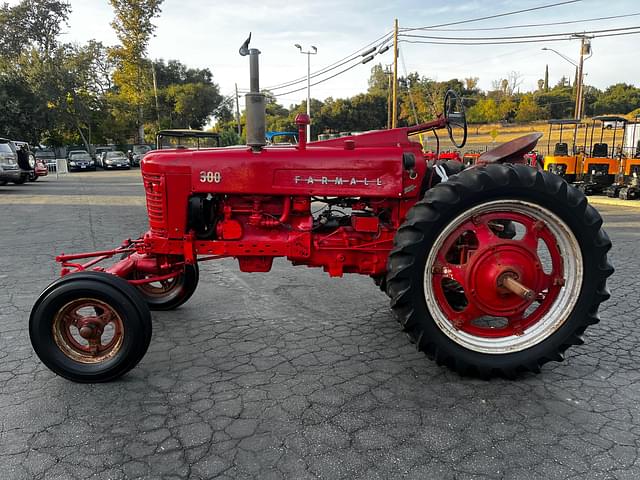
[30,37,613,382]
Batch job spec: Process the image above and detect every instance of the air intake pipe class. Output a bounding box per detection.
[239,33,266,151]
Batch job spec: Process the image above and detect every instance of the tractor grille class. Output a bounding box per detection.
[143,172,167,236]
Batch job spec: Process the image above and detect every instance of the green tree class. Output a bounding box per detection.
[0,0,70,60]
[109,0,163,142]
[142,59,223,130]
[153,59,213,87]
[466,98,500,124]
[164,83,221,129]
[0,73,43,143]
[592,83,640,115]
[515,94,543,122]
[0,1,88,144]
[367,63,389,96]
[464,77,479,93]
[536,87,573,119]
[499,96,517,122]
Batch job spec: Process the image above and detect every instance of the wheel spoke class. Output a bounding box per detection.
[469,219,495,249]
[506,313,525,336]
[88,338,102,355]
[97,310,114,327]
[445,264,466,285]
[520,223,542,249]
[433,260,467,287]
[63,311,82,326]
[455,302,485,327]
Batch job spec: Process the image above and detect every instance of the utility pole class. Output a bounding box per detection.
[392,18,398,128]
[151,62,161,130]
[385,66,392,129]
[574,36,590,120]
[295,44,318,140]
[235,83,242,136]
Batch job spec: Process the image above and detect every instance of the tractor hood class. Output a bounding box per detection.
[141,142,420,198]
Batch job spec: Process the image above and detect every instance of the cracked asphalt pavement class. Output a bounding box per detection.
[1,171,639,479]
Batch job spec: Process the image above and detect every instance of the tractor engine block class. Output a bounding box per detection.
[182,193,395,276]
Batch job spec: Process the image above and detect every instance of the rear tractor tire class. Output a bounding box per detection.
[29,272,152,383]
[386,163,613,377]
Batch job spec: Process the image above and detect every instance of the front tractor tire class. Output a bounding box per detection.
[29,272,152,383]
[386,163,613,377]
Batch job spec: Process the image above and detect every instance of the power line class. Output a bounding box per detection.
[399,25,640,41]
[592,29,640,39]
[402,0,582,31]
[399,48,420,124]
[271,61,365,98]
[409,12,640,32]
[263,31,392,91]
[398,28,640,46]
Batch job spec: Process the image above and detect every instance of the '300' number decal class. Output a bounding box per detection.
[199,171,222,183]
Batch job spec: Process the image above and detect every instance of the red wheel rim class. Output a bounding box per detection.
[424,200,583,354]
[52,298,124,363]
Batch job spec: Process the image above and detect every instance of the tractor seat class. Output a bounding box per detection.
[477,133,543,165]
[554,142,569,156]
[592,143,609,157]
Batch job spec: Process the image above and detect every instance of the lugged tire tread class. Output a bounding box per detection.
[386,163,613,377]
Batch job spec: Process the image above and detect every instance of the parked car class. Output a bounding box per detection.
[0,138,25,185]
[14,141,46,181]
[32,158,48,180]
[100,150,130,169]
[12,140,35,183]
[603,120,625,130]
[94,146,114,162]
[67,150,95,171]
[128,144,152,166]
[35,148,56,170]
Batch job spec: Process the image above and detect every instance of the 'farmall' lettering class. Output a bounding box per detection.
[293,175,383,186]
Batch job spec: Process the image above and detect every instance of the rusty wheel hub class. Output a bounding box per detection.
[52,298,124,363]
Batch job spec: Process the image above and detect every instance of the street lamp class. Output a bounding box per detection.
[542,39,592,120]
[295,44,317,140]
[541,47,578,67]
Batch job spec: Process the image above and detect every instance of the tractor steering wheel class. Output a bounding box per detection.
[444,90,467,148]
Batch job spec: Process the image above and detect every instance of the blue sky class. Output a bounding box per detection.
[11,0,640,110]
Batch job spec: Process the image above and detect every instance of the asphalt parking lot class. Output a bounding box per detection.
[1,171,639,480]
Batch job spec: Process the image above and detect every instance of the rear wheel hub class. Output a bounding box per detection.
[466,243,538,317]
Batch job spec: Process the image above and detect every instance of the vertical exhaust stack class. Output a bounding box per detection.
[239,33,266,151]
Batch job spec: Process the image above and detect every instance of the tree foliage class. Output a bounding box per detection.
[592,83,640,116]
[0,0,225,146]
[1,4,639,148]
[109,0,163,141]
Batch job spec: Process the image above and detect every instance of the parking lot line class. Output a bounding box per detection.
[0,194,145,206]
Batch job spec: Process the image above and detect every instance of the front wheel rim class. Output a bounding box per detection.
[424,199,583,354]
[52,298,125,363]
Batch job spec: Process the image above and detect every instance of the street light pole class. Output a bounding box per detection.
[542,39,592,120]
[295,44,317,140]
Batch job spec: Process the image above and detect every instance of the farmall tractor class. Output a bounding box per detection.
[29,38,613,382]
